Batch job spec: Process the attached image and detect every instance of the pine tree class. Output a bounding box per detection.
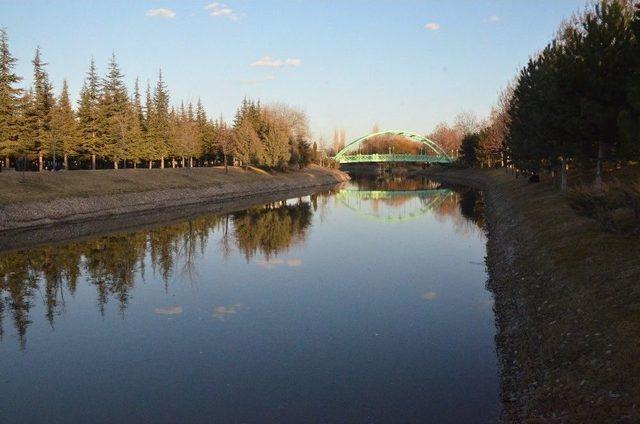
[262,113,290,168]
[77,58,101,169]
[144,81,155,167]
[0,28,22,169]
[31,47,54,171]
[128,78,145,167]
[213,116,233,173]
[233,118,261,168]
[17,89,38,165]
[150,70,170,168]
[195,99,211,158]
[50,80,79,169]
[98,53,129,169]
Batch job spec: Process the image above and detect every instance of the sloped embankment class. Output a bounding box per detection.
[427,168,640,422]
[0,166,349,250]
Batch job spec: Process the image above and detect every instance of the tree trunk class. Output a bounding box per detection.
[63,154,68,170]
[160,157,165,169]
[172,157,176,168]
[91,154,96,170]
[5,157,9,168]
[190,157,193,168]
[148,160,153,169]
[224,153,228,174]
[38,152,43,172]
[560,157,568,192]
[596,141,604,188]
[114,160,118,170]
[133,161,137,169]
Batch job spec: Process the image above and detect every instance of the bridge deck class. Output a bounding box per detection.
[336,153,453,164]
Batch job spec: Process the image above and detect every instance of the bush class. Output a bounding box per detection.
[568,180,640,233]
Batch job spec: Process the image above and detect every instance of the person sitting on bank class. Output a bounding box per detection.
[528,171,540,183]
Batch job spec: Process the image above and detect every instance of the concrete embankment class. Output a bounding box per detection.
[0,166,349,251]
[424,167,640,423]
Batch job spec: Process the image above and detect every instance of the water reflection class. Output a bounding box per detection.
[0,179,484,349]
[0,176,497,423]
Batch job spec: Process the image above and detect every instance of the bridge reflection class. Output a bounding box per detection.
[336,188,454,223]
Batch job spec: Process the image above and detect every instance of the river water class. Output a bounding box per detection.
[0,176,499,423]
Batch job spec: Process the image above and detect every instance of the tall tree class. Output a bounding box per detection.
[578,0,635,185]
[77,58,101,169]
[50,80,79,169]
[233,118,261,168]
[128,78,145,167]
[213,117,233,173]
[0,28,22,169]
[98,53,129,169]
[30,47,54,171]
[150,70,171,168]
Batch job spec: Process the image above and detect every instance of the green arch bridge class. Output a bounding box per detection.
[332,130,454,164]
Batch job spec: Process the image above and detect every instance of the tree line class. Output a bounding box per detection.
[457,0,640,191]
[0,29,316,172]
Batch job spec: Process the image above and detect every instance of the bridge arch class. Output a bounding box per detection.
[333,130,452,164]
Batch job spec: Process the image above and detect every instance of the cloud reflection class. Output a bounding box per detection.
[255,258,302,269]
[213,304,243,321]
[422,291,437,301]
[154,306,183,315]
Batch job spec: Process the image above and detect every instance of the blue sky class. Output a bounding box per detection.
[2,0,586,143]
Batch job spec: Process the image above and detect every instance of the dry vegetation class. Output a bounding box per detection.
[431,167,640,421]
[0,165,335,204]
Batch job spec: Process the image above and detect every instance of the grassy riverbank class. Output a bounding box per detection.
[0,165,349,236]
[0,166,345,204]
[427,167,640,422]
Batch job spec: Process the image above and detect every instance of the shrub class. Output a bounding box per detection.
[568,180,640,233]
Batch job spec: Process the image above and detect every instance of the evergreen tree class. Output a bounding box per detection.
[0,28,22,169]
[77,58,101,169]
[97,53,129,168]
[129,78,145,167]
[213,116,233,173]
[17,89,38,165]
[50,80,79,169]
[233,118,261,168]
[150,70,171,168]
[195,99,212,158]
[618,3,640,161]
[30,47,54,171]
[577,0,635,185]
[144,81,155,167]
[262,115,290,169]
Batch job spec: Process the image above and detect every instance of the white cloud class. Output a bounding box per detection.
[205,3,240,20]
[487,15,500,23]
[250,56,302,68]
[145,8,176,19]
[424,22,440,31]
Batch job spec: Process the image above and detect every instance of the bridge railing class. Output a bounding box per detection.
[336,153,453,164]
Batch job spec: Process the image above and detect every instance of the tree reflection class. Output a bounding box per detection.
[232,199,312,261]
[0,199,314,347]
[0,182,484,348]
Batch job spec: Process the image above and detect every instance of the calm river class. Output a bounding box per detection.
[0,176,499,423]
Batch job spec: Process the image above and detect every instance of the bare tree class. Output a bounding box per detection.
[429,122,464,157]
[454,111,480,136]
